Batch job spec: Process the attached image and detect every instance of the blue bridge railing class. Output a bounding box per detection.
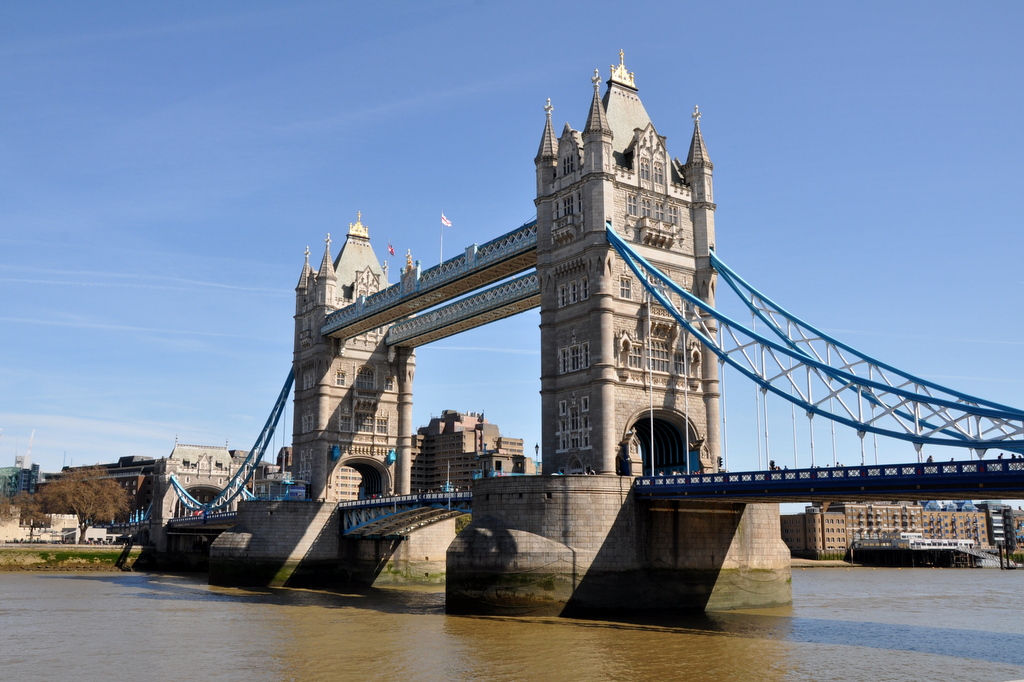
[635,459,1024,500]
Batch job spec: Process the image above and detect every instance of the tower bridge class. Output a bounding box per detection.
[166,52,1024,615]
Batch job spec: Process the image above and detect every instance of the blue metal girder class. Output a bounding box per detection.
[385,272,539,347]
[339,492,472,537]
[635,459,1024,502]
[170,369,295,513]
[605,224,1024,454]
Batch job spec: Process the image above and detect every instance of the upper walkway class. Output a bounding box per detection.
[321,220,537,341]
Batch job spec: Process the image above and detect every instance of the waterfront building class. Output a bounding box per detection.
[781,500,991,557]
[410,410,529,492]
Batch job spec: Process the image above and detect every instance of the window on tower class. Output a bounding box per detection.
[641,199,652,217]
[654,162,664,184]
[627,194,638,216]
[620,276,633,300]
[640,158,651,180]
[356,367,375,390]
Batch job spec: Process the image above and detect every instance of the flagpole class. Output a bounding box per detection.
[439,210,444,264]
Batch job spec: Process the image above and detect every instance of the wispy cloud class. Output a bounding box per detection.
[0,266,284,294]
[0,316,256,339]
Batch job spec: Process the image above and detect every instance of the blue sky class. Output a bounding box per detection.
[1,1,1022,477]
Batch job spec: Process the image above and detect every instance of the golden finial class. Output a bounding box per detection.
[405,249,413,271]
[348,211,368,238]
[609,49,636,88]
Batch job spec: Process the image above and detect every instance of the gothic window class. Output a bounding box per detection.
[653,162,664,184]
[376,416,389,434]
[641,198,652,217]
[559,400,567,416]
[576,192,582,214]
[562,196,574,216]
[640,158,651,180]
[356,367,375,390]
[648,340,670,373]
[335,370,346,387]
[354,413,373,433]
[581,396,589,412]
[559,422,569,450]
[338,414,352,432]
[559,342,591,374]
[558,284,567,308]
[668,205,679,225]
[303,370,315,390]
[384,376,395,391]
[301,411,315,433]
[581,416,591,447]
[674,352,686,375]
[627,194,638,216]
[563,153,576,174]
[570,280,579,304]
[580,276,589,300]
[628,344,644,369]
[620,277,633,300]
[655,203,665,222]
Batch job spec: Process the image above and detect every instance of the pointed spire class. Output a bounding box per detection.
[295,246,313,290]
[584,69,611,135]
[535,98,557,164]
[318,233,336,281]
[686,105,711,166]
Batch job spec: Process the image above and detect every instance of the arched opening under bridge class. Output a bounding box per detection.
[174,486,221,517]
[630,414,701,476]
[334,458,390,499]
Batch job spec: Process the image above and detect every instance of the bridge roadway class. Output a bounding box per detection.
[166,459,1024,537]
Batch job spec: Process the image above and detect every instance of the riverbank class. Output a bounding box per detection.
[791,557,854,568]
[0,544,139,571]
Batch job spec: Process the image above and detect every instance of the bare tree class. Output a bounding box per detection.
[13,492,51,541]
[37,466,129,543]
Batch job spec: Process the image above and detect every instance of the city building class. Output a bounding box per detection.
[411,410,529,492]
[781,500,992,558]
[0,461,40,498]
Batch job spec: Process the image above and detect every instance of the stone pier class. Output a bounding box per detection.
[446,475,791,616]
[208,500,457,588]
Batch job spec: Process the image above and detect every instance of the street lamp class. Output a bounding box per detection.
[534,443,539,459]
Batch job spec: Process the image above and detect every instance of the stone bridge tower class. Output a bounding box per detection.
[292,215,413,501]
[535,52,720,477]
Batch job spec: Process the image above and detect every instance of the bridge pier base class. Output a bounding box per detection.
[446,476,791,616]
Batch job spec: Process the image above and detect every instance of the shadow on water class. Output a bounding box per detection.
[448,608,1024,668]
[41,571,446,614]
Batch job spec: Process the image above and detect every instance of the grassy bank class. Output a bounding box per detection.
[0,545,140,571]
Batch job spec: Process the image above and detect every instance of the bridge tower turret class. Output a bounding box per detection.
[292,214,408,501]
[535,52,719,477]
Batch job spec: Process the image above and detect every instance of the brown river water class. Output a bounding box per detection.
[1,568,1022,681]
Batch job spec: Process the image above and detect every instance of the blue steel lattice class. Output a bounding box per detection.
[605,224,1024,455]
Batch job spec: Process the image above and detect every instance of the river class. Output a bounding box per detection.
[1,568,1022,681]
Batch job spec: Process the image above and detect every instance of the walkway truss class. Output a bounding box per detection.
[606,224,1024,457]
[338,492,472,540]
[169,369,295,513]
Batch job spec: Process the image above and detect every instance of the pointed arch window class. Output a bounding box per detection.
[653,162,664,184]
[641,198,652,218]
[627,194,638,216]
[640,158,651,181]
[356,367,375,390]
